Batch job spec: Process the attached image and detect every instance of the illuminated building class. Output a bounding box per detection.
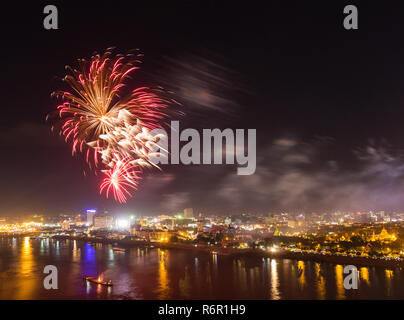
[139,217,147,226]
[93,215,113,230]
[367,228,396,242]
[378,228,396,242]
[131,228,170,242]
[86,209,96,226]
[197,220,204,234]
[61,221,71,230]
[115,218,130,230]
[130,224,142,235]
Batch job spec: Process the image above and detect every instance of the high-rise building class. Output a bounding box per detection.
[86,209,96,226]
[93,215,113,230]
[184,208,194,219]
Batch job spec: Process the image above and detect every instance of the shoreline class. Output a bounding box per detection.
[47,235,404,269]
[3,234,402,269]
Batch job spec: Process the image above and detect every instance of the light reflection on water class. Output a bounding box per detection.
[155,249,170,299]
[335,265,346,300]
[270,259,280,300]
[0,237,403,299]
[315,263,326,300]
[15,237,35,299]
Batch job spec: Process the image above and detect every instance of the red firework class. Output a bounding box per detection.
[48,48,177,202]
[99,157,142,204]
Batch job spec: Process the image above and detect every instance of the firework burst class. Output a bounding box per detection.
[99,156,141,203]
[48,48,175,202]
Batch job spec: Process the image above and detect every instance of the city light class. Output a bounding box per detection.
[116,219,130,230]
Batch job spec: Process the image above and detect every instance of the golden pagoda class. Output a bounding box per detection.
[377,228,396,242]
[368,228,396,242]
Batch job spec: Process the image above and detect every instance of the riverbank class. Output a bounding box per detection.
[51,235,253,255]
[50,234,404,269]
[261,251,404,269]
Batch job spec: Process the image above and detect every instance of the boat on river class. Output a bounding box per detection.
[83,276,113,286]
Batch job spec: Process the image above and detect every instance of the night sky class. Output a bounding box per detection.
[2,1,404,216]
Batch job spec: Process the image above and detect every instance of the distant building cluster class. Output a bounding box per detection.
[1,208,404,260]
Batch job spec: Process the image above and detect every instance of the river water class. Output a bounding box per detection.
[0,237,402,299]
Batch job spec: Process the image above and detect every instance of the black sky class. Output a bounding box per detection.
[2,1,404,216]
